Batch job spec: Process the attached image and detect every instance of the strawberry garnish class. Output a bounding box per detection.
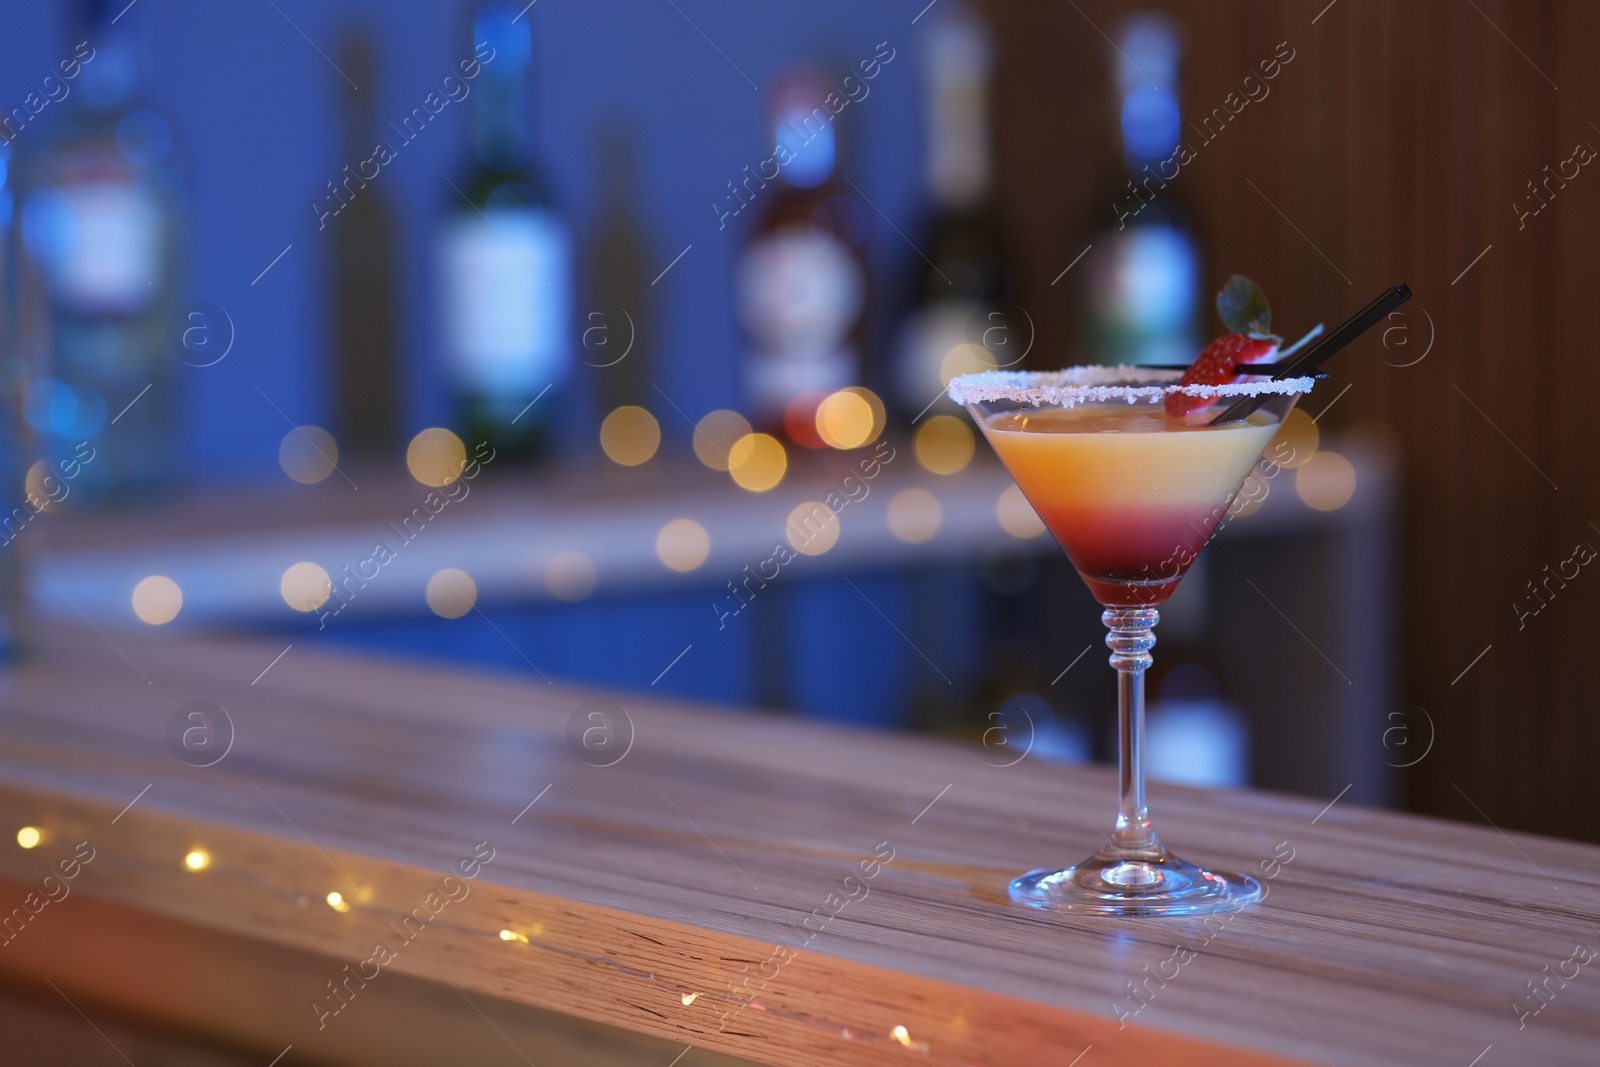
[1164,275,1280,419]
[1165,333,1276,418]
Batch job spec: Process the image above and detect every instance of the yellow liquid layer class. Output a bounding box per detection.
[978,406,1278,509]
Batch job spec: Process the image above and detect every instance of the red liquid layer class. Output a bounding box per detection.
[1034,501,1230,606]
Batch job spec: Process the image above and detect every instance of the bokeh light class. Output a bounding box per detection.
[25,460,63,513]
[184,849,210,871]
[656,519,711,573]
[1296,450,1357,511]
[545,551,597,602]
[782,391,828,449]
[278,425,339,484]
[887,488,943,544]
[727,433,787,492]
[132,575,182,624]
[815,387,884,449]
[599,405,661,467]
[326,891,350,913]
[786,501,840,556]
[915,415,975,475]
[939,341,997,385]
[996,485,1046,539]
[281,562,332,612]
[1267,408,1319,470]
[692,409,752,471]
[407,427,467,487]
[16,827,42,849]
[426,568,477,618]
[1229,469,1270,518]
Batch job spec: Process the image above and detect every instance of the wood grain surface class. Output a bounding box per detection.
[0,625,1595,1066]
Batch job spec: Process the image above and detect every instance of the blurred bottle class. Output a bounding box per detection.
[736,68,868,446]
[329,29,400,458]
[1080,14,1200,367]
[891,0,1010,421]
[586,122,652,413]
[441,1,572,460]
[17,0,183,503]
[1146,664,1249,787]
[0,140,27,657]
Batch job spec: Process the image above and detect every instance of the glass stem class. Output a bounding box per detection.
[1103,606,1160,854]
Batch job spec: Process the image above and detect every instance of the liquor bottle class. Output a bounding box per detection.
[328,30,400,457]
[0,139,27,658]
[441,1,572,460]
[586,121,652,414]
[891,0,1010,421]
[735,69,868,444]
[1080,14,1201,368]
[16,0,182,502]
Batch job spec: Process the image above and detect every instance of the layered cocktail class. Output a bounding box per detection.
[953,365,1311,915]
[951,273,1329,915]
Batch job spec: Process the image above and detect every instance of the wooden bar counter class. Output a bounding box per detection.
[0,626,1595,1065]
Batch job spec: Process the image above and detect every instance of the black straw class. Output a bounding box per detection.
[1208,283,1412,425]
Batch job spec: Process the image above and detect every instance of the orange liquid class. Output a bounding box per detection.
[977,406,1277,605]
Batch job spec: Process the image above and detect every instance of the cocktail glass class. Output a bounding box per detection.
[951,366,1313,916]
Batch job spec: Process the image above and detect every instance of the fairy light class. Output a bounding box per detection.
[891,1025,913,1047]
[281,561,332,612]
[727,433,787,492]
[184,849,210,871]
[279,425,339,484]
[425,568,477,619]
[132,575,183,625]
[498,929,529,944]
[16,827,42,849]
[656,519,711,573]
[914,415,974,475]
[692,410,752,471]
[599,406,662,467]
[326,891,350,913]
[407,428,467,487]
[681,992,701,1006]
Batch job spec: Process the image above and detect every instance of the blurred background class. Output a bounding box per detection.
[0,0,1591,842]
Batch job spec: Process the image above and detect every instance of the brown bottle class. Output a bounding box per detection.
[734,69,868,446]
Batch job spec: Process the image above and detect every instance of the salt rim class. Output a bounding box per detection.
[947,366,1316,408]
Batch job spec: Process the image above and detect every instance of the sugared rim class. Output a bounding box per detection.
[947,366,1316,408]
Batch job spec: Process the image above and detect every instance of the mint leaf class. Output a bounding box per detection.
[1217,275,1272,336]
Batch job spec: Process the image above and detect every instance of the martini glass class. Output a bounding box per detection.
[951,366,1313,916]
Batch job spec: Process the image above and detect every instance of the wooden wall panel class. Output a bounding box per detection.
[981,0,1600,840]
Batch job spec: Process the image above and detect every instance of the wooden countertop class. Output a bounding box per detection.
[1,625,1591,1066]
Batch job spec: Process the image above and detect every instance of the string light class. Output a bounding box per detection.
[326,891,350,913]
[425,568,477,619]
[914,415,974,475]
[996,485,1046,539]
[281,561,332,612]
[656,519,711,573]
[681,992,701,1006]
[599,406,661,467]
[279,425,339,484]
[132,575,183,625]
[498,929,529,944]
[692,410,752,471]
[886,488,942,545]
[727,433,787,492]
[407,428,467,487]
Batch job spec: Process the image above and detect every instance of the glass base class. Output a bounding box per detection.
[1009,845,1264,917]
